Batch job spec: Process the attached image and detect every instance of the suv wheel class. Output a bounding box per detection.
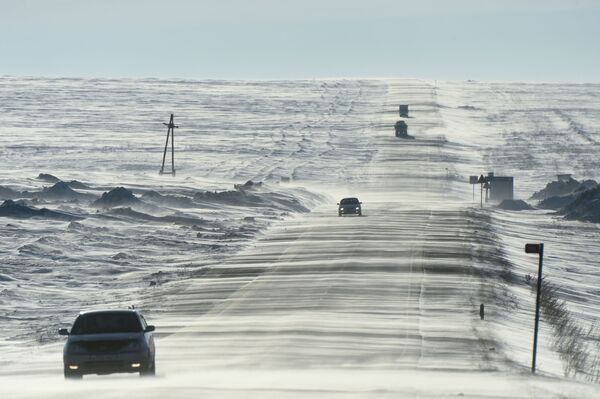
[140,360,156,377]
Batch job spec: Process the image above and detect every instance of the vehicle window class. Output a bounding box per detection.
[340,198,359,205]
[140,315,148,330]
[71,312,143,335]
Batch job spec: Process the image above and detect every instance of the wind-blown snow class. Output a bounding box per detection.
[0,77,599,398]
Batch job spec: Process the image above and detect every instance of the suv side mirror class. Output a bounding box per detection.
[58,328,69,336]
[145,325,155,332]
[360,202,363,204]
[336,203,340,205]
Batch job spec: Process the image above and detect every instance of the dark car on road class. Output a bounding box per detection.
[59,309,156,379]
[337,197,362,216]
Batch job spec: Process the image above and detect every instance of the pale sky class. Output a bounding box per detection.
[1,0,599,81]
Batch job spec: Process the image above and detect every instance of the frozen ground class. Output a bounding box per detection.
[0,77,599,397]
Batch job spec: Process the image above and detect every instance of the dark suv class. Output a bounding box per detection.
[337,197,362,216]
[59,309,156,379]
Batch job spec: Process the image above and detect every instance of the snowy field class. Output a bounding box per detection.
[0,77,599,397]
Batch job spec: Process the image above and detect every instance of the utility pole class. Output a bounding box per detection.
[525,242,544,374]
[159,114,178,176]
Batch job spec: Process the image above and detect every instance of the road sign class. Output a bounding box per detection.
[469,176,478,184]
[525,243,541,254]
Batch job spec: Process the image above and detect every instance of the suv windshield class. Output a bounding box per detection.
[340,198,359,205]
[71,312,142,335]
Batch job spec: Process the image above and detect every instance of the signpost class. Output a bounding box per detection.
[483,180,490,203]
[477,175,486,208]
[469,176,478,201]
[469,172,514,205]
[525,242,544,374]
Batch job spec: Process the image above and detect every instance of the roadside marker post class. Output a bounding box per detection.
[525,242,544,374]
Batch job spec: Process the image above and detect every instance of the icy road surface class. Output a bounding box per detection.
[1,78,599,397]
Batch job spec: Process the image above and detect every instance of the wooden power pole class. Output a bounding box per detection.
[159,114,178,176]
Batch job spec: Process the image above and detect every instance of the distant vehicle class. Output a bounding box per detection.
[394,120,408,137]
[59,309,156,379]
[337,197,362,216]
[399,104,409,117]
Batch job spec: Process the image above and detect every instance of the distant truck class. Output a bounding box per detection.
[399,104,409,117]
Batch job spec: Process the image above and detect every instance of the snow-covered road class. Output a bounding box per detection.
[1,78,599,397]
